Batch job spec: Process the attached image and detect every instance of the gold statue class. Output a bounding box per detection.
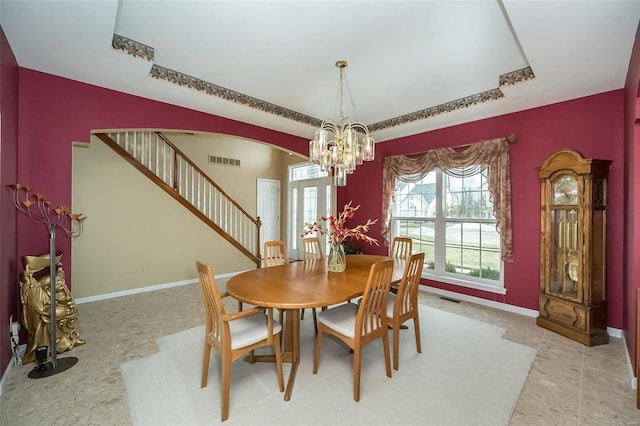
[19,252,85,364]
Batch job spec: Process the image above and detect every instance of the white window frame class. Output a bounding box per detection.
[391,168,505,295]
[287,163,333,259]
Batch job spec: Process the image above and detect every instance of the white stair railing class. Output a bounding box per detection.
[99,131,261,266]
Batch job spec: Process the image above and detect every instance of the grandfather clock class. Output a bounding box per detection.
[537,149,610,346]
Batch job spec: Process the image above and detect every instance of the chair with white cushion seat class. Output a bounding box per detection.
[313,259,394,402]
[387,252,425,370]
[196,261,284,422]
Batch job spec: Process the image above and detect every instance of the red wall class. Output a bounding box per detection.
[0,27,19,378]
[624,24,640,373]
[17,69,309,284]
[13,64,627,339]
[341,91,625,328]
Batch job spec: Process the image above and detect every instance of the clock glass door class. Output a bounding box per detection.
[549,208,581,302]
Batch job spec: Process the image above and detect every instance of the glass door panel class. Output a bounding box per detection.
[288,177,333,260]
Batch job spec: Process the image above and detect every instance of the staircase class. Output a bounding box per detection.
[95,131,262,267]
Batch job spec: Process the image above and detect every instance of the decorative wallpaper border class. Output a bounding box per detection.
[149,64,322,127]
[369,67,535,132]
[112,34,534,133]
[368,88,505,132]
[112,34,154,62]
[499,67,535,87]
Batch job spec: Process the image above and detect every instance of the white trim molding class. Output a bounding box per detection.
[422,285,624,339]
[422,285,537,317]
[74,270,249,305]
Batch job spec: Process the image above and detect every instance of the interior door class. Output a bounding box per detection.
[288,177,333,260]
[257,178,280,257]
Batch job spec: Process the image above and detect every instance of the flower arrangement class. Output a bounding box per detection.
[302,202,379,248]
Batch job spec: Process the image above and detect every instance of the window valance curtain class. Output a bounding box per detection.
[382,135,515,262]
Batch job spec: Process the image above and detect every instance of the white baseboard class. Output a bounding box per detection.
[422,285,539,317]
[421,285,624,337]
[621,332,638,391]
[608,327,624,339]
[74,270,248,305]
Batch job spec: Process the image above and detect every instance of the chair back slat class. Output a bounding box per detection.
[356,260,394,337]
[196,260,285,420]
[264,240,289,267]
[302,237,323,261]
[390,237,412,260]
[396,253,425,317]
[196,261,227,347]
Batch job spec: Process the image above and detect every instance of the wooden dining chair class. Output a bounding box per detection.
[264,240,289,267]
[313,259,394,402]
[263,240,289,326]
[387,252,425,370]
[390,237,413,260]
[301,237,324,334]
[302,237,323,261]
[196,261,284,422]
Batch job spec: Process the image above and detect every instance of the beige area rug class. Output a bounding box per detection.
[121,305,536,426]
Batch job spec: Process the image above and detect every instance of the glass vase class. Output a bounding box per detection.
[328,244,346,272]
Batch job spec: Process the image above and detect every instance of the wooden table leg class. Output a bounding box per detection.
[242,308,294,363]
[284,309,300,401]
[241,309,301,401]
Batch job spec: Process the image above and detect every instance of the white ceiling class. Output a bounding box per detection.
[2,1,639,143]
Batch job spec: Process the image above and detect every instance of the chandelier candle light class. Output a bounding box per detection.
[309,60,375,186]
[302,202,378,272]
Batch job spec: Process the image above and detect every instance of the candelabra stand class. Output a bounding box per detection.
[8,183,86,378]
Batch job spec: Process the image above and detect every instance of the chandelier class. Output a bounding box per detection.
[309,60,375,186]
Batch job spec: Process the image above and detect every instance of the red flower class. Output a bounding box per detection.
[301,202,378,247]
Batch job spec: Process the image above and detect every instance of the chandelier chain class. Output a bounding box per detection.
[338,66,345,122]
[309,59,375,186]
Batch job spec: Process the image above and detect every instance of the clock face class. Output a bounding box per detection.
[553,175,578,205]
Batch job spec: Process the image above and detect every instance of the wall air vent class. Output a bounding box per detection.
[208,155,241,167]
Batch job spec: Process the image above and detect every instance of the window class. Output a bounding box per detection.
[392,167,504,293]
[289,163,328,182]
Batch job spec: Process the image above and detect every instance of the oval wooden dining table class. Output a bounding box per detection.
[226,254,404,401]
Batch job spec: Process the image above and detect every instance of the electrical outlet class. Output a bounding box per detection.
[139,265,145,273]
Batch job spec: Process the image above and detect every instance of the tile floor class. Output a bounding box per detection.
[0,281,638,425]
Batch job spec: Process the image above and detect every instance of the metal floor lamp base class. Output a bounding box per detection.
[28,357,78,379]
